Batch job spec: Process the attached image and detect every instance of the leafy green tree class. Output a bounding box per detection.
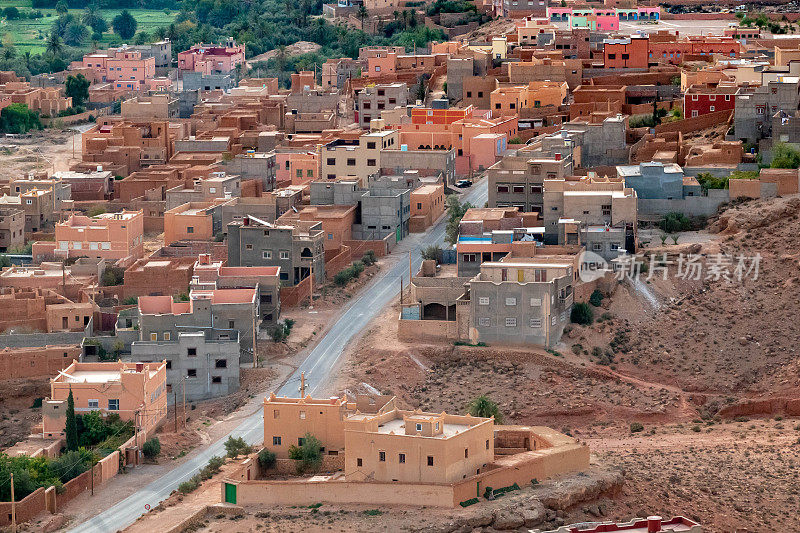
[288,433,323,471]
[224,436,252,458]
[467,395,503,423]
[50,449,92,483]
[55,0,68,15]
[3,7,20,20]
[444,195,473,244]
[660,212,691,233]
[65,73,90,107]
[589,289,604,307]
[65,389,78,452]
[258,449,276,469]
[771,142,800,169]
[0,103,41,134]
[112,10,137,40]
[570,302,594,325]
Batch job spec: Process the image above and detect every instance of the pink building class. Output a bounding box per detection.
[178,39,246,74]
[81,48,156,91]
[33,210,144,261]
[367,52,397,78]
[276,151,320,185]
[398,115,518,176]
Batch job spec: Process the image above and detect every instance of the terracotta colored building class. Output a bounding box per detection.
[0,287,95,334]
[603,37,649,69]
[37,210,144,261]
[124,256,196,298]
[163,199,232,245]
[410,183,446,232]
[81,48,156,91]
[42,360,167,438]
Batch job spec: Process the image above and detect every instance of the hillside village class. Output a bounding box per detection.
[0,0,799,531]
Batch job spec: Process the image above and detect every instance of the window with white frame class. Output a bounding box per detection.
[505,317,517,327]
[478,297,489,305]
[530,297,542,306]
[262,250,272,259]
[101,242,110,250]
[478,317,490,326]
[88,399,99,409]
[505,297,516,306]
[108,399,119,410]
[279,250,289,260]
[530,318,542,328]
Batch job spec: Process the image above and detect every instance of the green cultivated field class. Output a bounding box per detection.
[0,0,177,53]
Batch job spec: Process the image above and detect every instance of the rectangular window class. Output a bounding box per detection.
[427,456,434,466]
[187,369,197,378]
[280,250,290,260]
[262,250,272,259]
[273,436,282,445]
[88,399,99,409]
[512,185,524,194]
[497,185,509,193]
[379,451,386,462]
[327,158,335,165]
[300,411,306,419]
[478,317,490,326]
[188,348,197,357]
[273,409,279,419]
[186,226,194,234]
[228,320,235,329]
[215,359,227,368]
[478,297,489,305]
[346,158,356,166]
[357,458,363,467]
[367,159,376,166]
[505,317,517,327]
[150,333,158,341]
[464,448,469,458]
[367,142,376,149]
[530,318,542,328]
[399,453,405,463]
[486,439,490,450]
[108,399,119,410]
[463,253,477,262]
[212,376,222,384]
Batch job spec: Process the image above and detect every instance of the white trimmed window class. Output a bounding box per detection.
[530,318,542,328]
[478,297,489,305]
[505,297,516,306]
[505,317,517,327]
[530,298,542,307]
[478,317,490,326]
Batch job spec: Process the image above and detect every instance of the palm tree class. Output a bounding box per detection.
[46,32,63,56]
[468,395,503,423]
[358,5,368,30]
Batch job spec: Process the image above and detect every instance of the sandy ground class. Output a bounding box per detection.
[2,128,83,176]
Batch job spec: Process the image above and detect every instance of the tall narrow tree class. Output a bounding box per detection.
[65,388,78,451]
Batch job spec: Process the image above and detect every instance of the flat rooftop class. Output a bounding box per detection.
[377,417,472,438]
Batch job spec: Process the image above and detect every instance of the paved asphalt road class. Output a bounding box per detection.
[68,180,488,533]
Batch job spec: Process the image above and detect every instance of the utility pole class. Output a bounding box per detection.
[173,391,178,432]
[10,472,16,533]
[62,261,66,295]
[299,371,306,398]
[182,377,186,429]
[400,277,404,305]
[90,462,94,496]
[252,302,257,369]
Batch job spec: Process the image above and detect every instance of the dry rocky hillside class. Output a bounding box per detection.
[330,195,800,532]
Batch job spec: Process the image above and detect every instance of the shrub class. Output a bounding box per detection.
[570,302,593,325]
[660,212,691,233]
[589,289,604,307]
[224,436,252,458]
[421,245,442,263]
[361,250,377,265]
[351,260,365,278]
[467,395,503,423]
[288,433,322,472]
[201,456,225,479]
[142,437,161,459]
[122,296,137,305]
[258,449,276,470]
[178,477,200,494]
[630,422,644,433]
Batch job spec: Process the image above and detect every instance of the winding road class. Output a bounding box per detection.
[68,180,488,532]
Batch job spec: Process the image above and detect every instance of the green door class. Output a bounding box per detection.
[224,483,237,504]
[396,226,401,243]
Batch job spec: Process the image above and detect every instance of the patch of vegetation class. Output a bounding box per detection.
[0,103,42,133]
[467,395,503,423]
[444,195,472,245]
[270,317,295,343]
[589,289,604,307]
[142,437,161,459]
[257,449,276,470]
[100,265,124,286]
[420,245,443,263]
[771,142,800,169]
[630,422,644,433]
[361,249,377,266]
[288,432,322,472]
[659,211,691,233]
[363,509,383,516]
[570,302,593,325]
[0,448,95,501]
[333,260,366,286]
[224,436,252,458]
